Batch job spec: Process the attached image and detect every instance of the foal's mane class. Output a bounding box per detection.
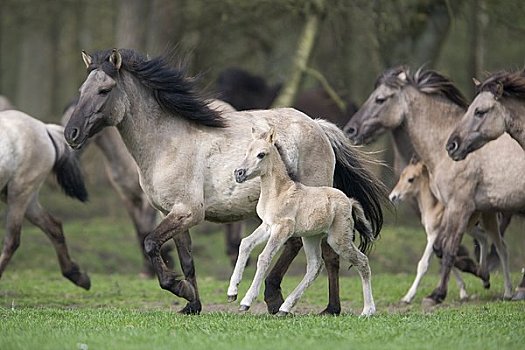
[87,49,226,128]
[377,66,468,109]
[478,70,525,100]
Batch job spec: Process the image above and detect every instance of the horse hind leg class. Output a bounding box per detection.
[225,221,245,267]
[25,197,90,290]
[319,240,341,315]
[278,235,324,315]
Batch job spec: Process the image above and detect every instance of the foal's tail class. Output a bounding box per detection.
[316,119,389,254]
[46,124,89,202]
[349,198,374,254]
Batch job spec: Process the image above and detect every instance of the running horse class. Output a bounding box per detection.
[64,48,387,314]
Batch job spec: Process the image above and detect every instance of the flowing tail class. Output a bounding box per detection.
[348,198,374,254]
[46,124,88,202]
[316,119,390,254]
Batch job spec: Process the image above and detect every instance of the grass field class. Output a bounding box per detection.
[0,191,525,349]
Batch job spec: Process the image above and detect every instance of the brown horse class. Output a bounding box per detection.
[345,67,519,304]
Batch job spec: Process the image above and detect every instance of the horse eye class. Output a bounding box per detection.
[407,177,414,183]
[99,88,112,95]
[257,152,265,159]
[474,108,487,118]
[375,96,387,104]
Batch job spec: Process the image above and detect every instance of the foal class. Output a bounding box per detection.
[228,128,376,316]
[389,158,491,303]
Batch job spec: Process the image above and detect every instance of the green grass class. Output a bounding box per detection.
[0,196,525,350]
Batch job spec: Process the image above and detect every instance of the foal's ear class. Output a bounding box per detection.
[109,49,122,70]
[397,71,407,82]
[266,127,276,144]
[81,50,92,68]
[251,127,258,139]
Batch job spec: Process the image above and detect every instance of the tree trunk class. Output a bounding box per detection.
[467,0,487,97]
[116,0,150,50]
[272,0,326,108]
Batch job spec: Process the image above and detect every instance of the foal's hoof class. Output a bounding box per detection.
[276,310,291,317]
[239,304,250,312]
[178,300,202,315]
[227,295,237,303]
[511,288,525,301]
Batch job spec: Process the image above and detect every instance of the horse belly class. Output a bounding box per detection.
[204,181,260,223]
[292,198,332,236]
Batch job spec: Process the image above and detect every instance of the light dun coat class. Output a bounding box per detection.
[0,110,89,288]
[390,159,493,303]
[227,128,376,316]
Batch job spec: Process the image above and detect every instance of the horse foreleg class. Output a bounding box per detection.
[173,230,201,314]
[481,212,513,299]
[241,222,293,311]
[25,199,90,290]
[228,224,270,301]
[425,207,471,306]
[512,269,525,301]
[278,236,323,315]
[144,210,199,308]
[401,232,437,304]
[319,240,341,315]
[224,221,245,267]
[264,236,303,314]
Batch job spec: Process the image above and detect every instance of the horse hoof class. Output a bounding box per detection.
[227,295,237,303]
[421,297,438,310]
[318,305,341,316]
[77,273,91,291]
[276,310,290,317]
[239,304,250,312]
[264,281,284,314]
[178,300,202,315]
[400,298,412,305]
[511,289,525,301]
[483,281,491,289]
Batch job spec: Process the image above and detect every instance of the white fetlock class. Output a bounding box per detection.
[360,305,376,317]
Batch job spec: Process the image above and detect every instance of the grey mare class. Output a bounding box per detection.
[0,110,89,288]
[62,99,243,276]
[447,70,525,300]
[344,67,519,305]
[64,49,387,314]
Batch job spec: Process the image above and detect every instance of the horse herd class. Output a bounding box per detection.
[0,48,524,316]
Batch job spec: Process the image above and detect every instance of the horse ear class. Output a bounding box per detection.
[495,83,504,99]
[251,127,258,139]
[266,127,276,144]
[109,49,122,70]
[472,77,481,87]
[397,71,407,82]
[81,50,92,68]
[409,154,419,165]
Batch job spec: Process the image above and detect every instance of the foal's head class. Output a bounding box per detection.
[389,157,427,204]
[234,128,276,183]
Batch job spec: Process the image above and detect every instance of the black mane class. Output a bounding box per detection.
[376,66,468,109]
[87,49,226,128]
[478,70,525,100]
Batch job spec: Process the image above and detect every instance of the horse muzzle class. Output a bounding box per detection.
[234,168,248,183]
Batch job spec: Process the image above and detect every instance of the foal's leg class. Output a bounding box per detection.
[481,213,513,299]
[264,236,302,313]
[24,197,90,289]
[401,231,437,304]
[144,208,201,309]
[451,268,468,301]
[227,224,270,301]
[512,269,525,301]
[240,222,293,311]
[278,235,323,315]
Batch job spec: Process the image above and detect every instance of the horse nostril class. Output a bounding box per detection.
[389,194,398,203]
[446,139,459,153]
[346,126,357,137]
[69,127,80,142]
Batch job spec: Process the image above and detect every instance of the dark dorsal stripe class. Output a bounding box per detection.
[87,49,227,128]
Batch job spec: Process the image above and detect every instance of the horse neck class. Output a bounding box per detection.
[503,98,525,149]
[259,147,294,202]
[116,73,194,170]
[402,87,466,170]
[390,126,416,175]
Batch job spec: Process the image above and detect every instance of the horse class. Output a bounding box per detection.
[64,48,387,314]
[61,98,243,275]
[344,67,519,305]
[216,67,358,128]
[228,126,376,316]
[389,157,492,303]
[446,70,525,300]
[0,110,90,289]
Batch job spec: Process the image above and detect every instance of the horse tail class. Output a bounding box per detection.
[348,198,374,254]
[46,124,89,202]
[315,119,389,253]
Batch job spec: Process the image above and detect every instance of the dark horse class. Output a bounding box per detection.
[65,49,387,314]
[216,67,358,128]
